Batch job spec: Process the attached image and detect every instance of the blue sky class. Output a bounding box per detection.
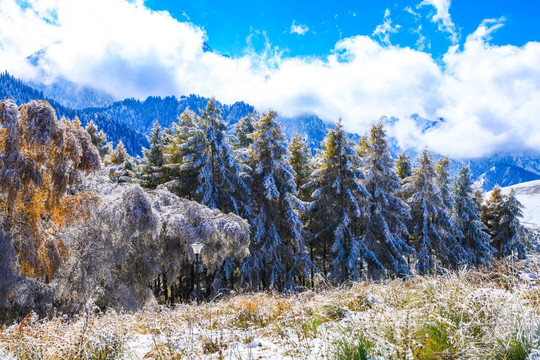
[145,0,540,59]
[0,0,539,158]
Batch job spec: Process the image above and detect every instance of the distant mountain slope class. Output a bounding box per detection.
[493,180,540,229]
[90,95,256,134]
[0,72,147,155]
[30,77,115,109]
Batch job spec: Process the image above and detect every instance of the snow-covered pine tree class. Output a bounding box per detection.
[356,135,370,158]
[404,150,467,273]
[435,156,453,209]
[234,114,256,149]
[169,99,250,217]
[141,121,167,188]
[481,185,504,238]
[484,188,527,259]
[85,120,110,159]
[453,166,495,266]
[396,152,412,180]
[288,133,313,202]
[241,110,311,290]
[306,120,381,282]
[162,110,201,200]
[362,123,413,277]
[110,140,128,165]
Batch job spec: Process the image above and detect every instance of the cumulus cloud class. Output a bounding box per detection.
[418,0,459,43]
[0,0,539,159]
[290,21,309,35]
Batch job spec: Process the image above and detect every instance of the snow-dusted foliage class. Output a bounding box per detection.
[483,188,527,259]
[362,123,413,277]
[57,175,250,312]
[396,152,412,180]
[140,121,167,188]
[110,140,128,165]
[435,156,454,210]
[234,114,256,149]
[453,166,495,266]
[165,99,250,217]
[242,111,311,290]
[288,133,313,202]
[306,120,380,282]
[0,100,100,279]
[404,150,467,274]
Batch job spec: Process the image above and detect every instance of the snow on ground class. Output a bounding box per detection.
[491,179,540,229]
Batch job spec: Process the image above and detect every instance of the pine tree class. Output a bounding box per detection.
[162,110,201,200]
[306,120,381,282]
[85,120,110,159]
[404,150,467,273]
[166,99,250,217]
[362,123,413,277]
[356,135,370,158]
[484,188,527,259]
[435,156,453,209]
[141,121,167,188]
[453,166,494,266]
[481,185,504,238]
[234,114,256,148]
[396,152,412,180]
[110,140,128,165]
[145,121,165,167]
[241,110,311,290]
[288,133,313,202]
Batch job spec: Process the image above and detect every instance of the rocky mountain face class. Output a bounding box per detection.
[1,71,539,189]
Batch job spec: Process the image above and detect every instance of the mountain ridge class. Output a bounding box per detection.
[1,71,539,190]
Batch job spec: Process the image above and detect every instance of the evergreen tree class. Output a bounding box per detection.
[404,150,467,273]
[356,135,370,158]
[362,123,413,277]
[306,120,381,282]
[481,185,504,239]
[85,120,110,159]
[167,99,250,217]
[484,188,527,259]
[288,133,313,202]
[141,121,166,188]
[241,110,311,290]
[162,110,201,200]
[396,152,412,180]
[435,156,453,209]
[453,166,495,266]
[145,121,165,167]
[234,114,256,148]
[110,140,128,165]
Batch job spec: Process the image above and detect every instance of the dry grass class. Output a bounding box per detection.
[1,257,540,359]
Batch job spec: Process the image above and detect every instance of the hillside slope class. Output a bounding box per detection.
[498,179,540,229]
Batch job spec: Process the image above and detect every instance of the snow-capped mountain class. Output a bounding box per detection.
[1,71,539,189]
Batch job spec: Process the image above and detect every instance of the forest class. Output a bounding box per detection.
[0,98,532,324]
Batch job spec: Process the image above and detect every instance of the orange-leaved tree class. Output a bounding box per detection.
[0,100,101,280]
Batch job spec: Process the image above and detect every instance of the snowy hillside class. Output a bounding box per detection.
[496,180,540,229]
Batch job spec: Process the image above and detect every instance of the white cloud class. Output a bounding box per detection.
[411,25,429,51]
[290,21,309,35]
[372,9,401,46]
[0,0,539,159]
[418,0,459,43]
[404,6,421,21]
